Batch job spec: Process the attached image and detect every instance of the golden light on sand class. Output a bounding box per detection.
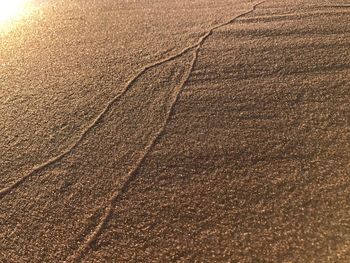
[0,0,27,23]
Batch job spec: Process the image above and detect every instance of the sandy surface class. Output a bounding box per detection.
[0,0,349,262]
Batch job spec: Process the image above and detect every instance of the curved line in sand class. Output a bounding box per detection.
[67,2,266,262]
[0,1,265,200]
[0,35,199,198]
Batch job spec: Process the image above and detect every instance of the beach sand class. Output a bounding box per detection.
[0,0,349,262]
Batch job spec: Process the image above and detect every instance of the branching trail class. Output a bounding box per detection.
[66,45,201,263]
[0,2,265,200]
[0,45,200,199]
[67,1,266,262]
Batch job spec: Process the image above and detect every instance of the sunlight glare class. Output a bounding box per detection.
[0,0,27,23]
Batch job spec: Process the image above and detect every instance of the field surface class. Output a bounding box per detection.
[1,0,349,262]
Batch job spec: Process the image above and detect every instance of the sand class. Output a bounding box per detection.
[0,0,349,262]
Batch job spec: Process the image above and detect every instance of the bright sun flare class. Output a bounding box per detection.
[0,0,27,23]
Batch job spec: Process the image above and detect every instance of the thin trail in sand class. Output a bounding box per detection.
[66,46,201,263]
[0,1,265,200]
[0,45,198,199]
[67,1,266,262]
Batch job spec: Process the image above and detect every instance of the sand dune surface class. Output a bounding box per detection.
[0,0,349,262]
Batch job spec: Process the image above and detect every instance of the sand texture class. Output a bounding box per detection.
[1,0,349,262]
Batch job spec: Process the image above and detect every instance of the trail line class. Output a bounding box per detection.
[66,44,202,263]
[0,28,210,198]
[67,1,266,262]
[0,1,265,200]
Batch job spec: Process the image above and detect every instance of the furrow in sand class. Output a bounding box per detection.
[0,45,201,198]
[0,47,199,199]
[66,45,201,263]
[68,2,266,262]
[0,1,265,199]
